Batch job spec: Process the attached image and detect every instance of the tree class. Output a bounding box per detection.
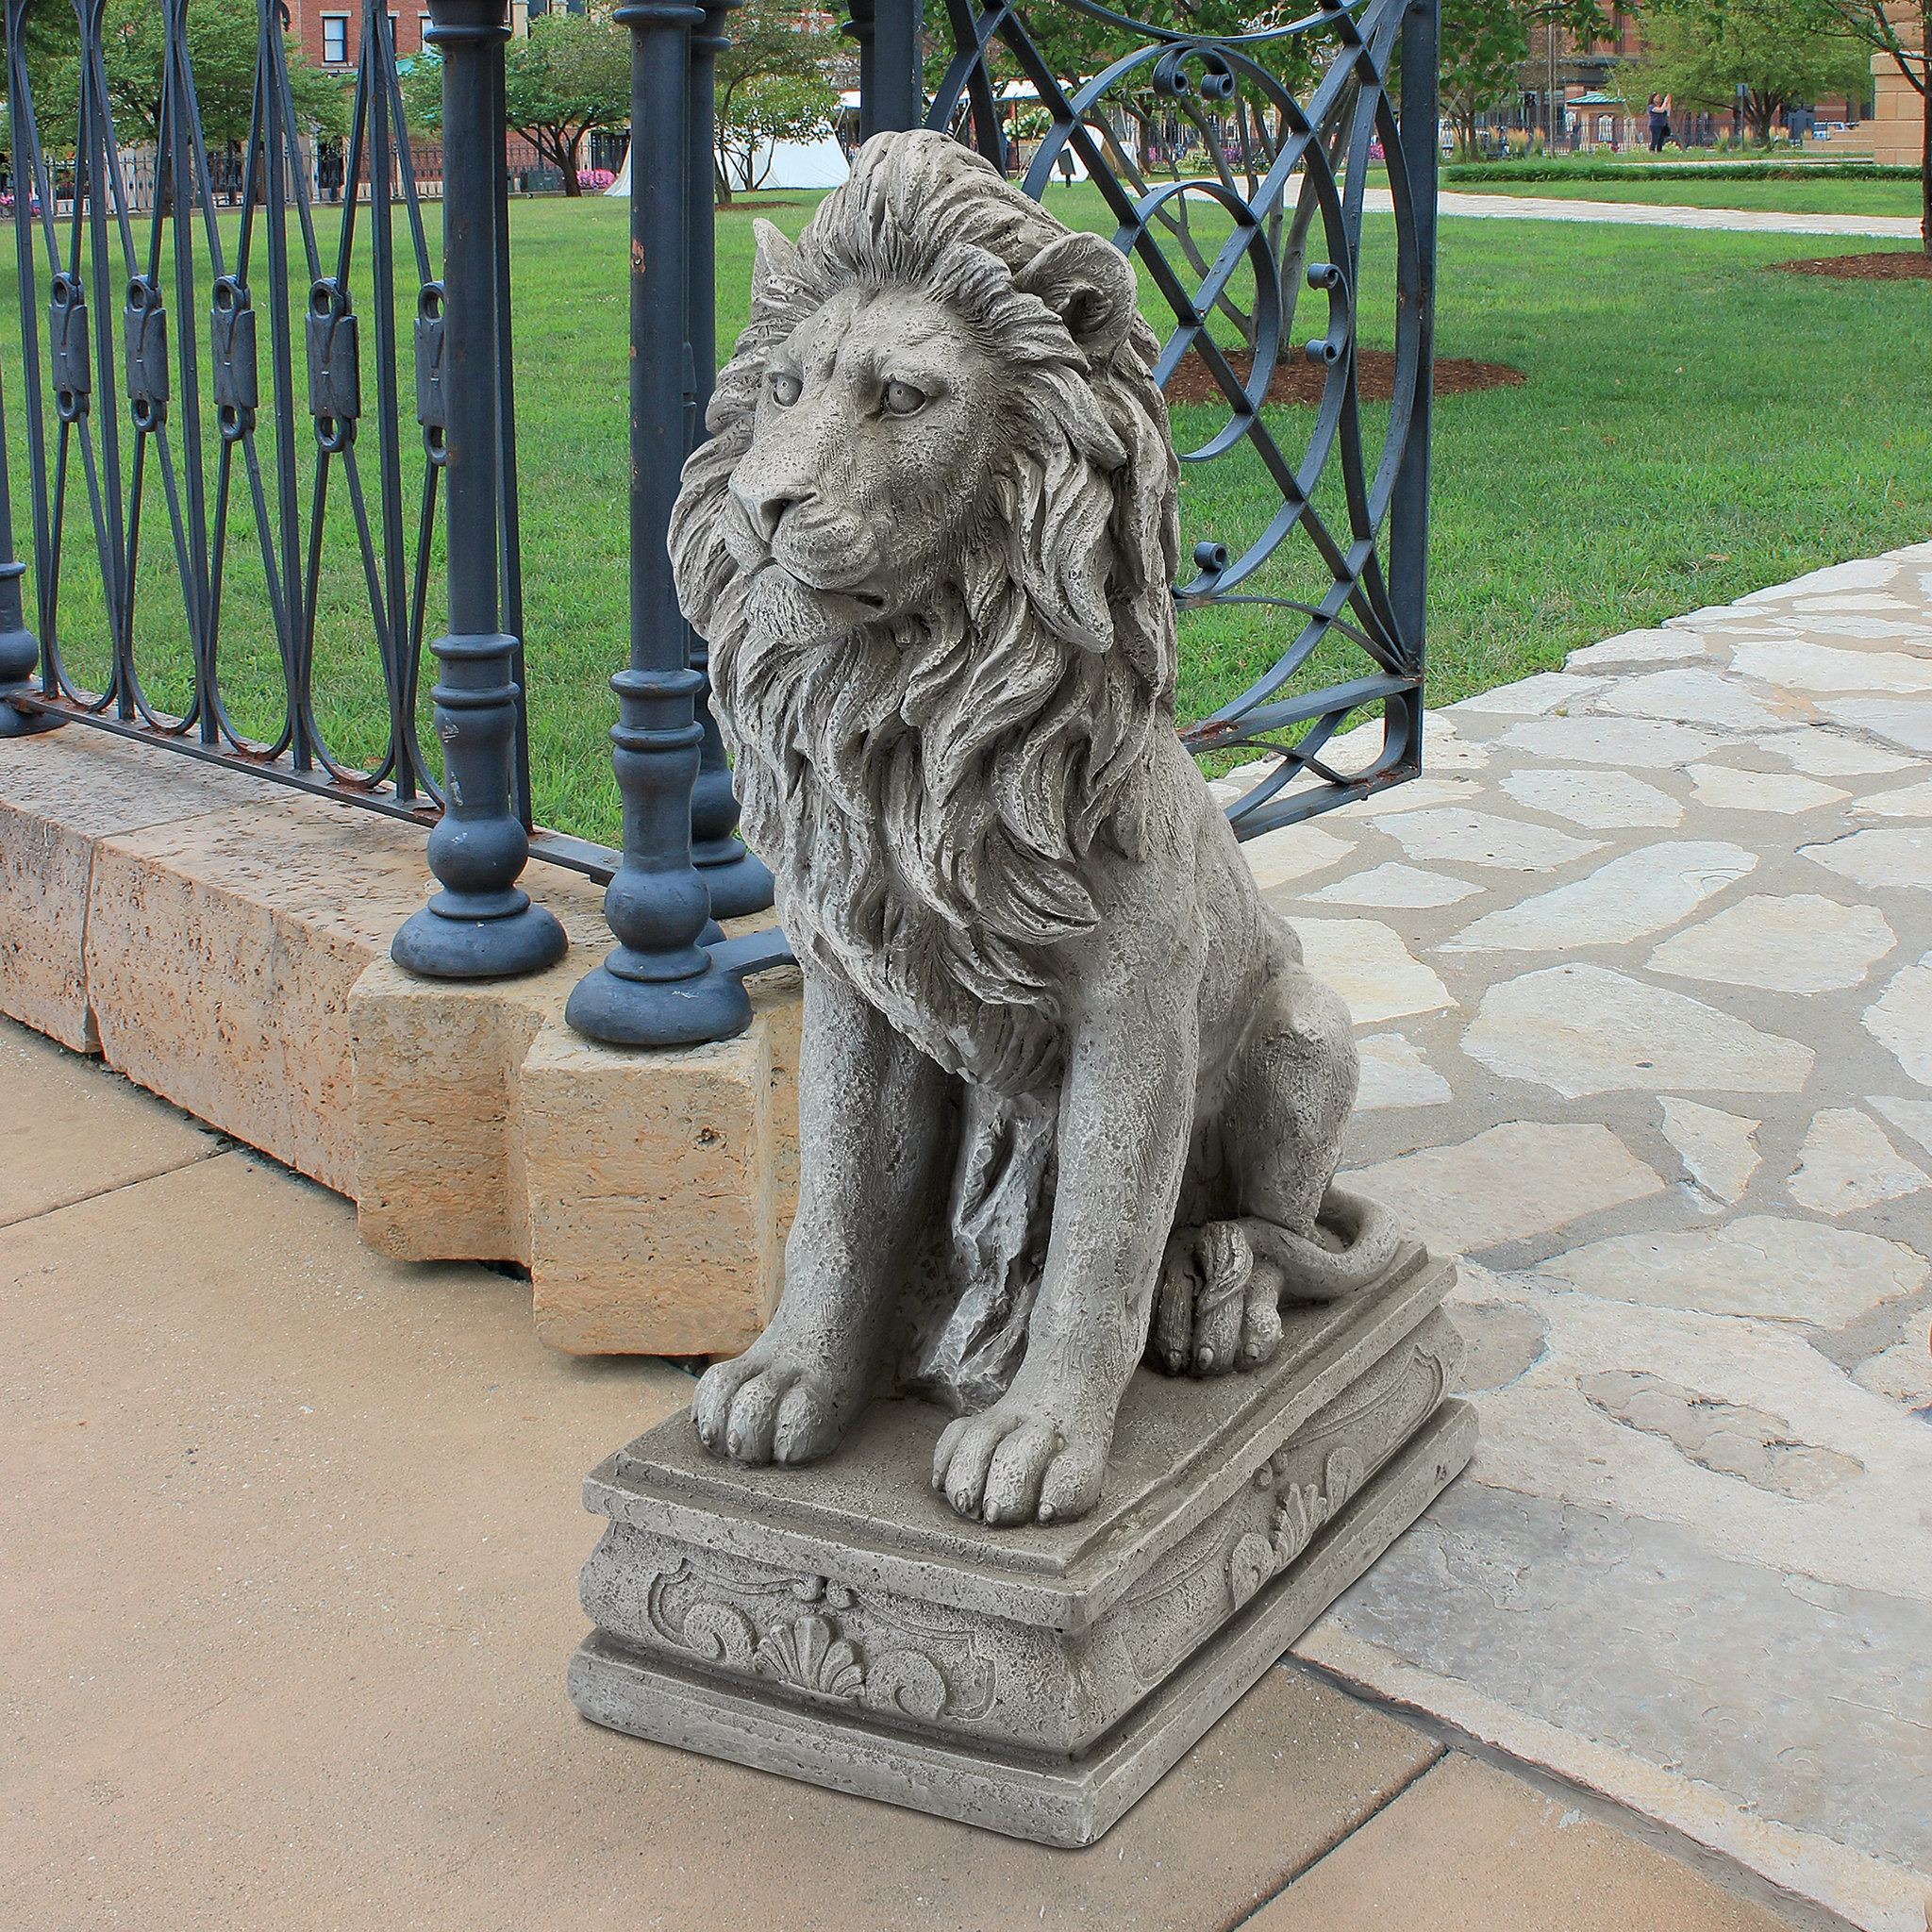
[409,8,629,195]
[17,0,341,157]
[712,0,836,205]
[1434,0,1611,157]
[715,68,838,194]
[1641,0,1871,146]
[1796,0,1930,249]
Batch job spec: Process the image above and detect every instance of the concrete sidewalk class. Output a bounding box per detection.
[1365,188,1924,239]
[1,1018,1798,1931]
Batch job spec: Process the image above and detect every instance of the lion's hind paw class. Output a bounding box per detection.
[1151,1221,1284,1376]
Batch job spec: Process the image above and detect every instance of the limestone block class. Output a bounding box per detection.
[349,956,549,1266]
[0,730,279,1052]
[349,935,801,1357]
[523,1010,781,1357]
[83,803,436,1194]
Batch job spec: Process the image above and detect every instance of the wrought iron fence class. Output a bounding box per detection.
[1,0,1436,1046]
[918,0,1438,841]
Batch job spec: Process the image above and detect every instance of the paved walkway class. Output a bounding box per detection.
[0,1022,1792,1930]
[1366,187,1924,239]
[1215,545,1932,1932]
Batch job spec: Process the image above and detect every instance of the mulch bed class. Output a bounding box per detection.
[1162,344,1524,408]
[1771,251,1932,282]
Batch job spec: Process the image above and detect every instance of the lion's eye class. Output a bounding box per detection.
[884,379,926,416]
[769,371,801,407]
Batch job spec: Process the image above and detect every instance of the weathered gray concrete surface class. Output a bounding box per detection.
[0,1036,1791,1929]
[1222,546,1932,1932]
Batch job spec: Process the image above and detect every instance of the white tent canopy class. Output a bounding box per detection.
[608,134,849,197]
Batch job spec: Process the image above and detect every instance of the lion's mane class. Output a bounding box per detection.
[671,131,1180,1097]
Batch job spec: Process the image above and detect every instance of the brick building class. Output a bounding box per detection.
[284,0,430,72]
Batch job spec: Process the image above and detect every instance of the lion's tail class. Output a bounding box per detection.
[1238,1184,1404,1303]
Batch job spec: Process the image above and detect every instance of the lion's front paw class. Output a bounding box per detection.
[692,1347,853,1467]
[1151,1221,1283,1377]
[930,1394,1109,1527]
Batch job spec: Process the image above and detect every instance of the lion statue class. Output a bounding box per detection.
[670,130,1397,1529]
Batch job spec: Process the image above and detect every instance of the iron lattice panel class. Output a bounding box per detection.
[920,0,1437,836]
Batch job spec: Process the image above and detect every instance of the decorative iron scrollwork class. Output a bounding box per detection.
[306,279,362,450]
[47,274,91,424]
[209,277,258,441]
[921,0,1437,836]
[413,281,448,464]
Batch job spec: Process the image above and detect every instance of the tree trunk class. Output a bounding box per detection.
[560,127,583,194]
[715,152,732,208]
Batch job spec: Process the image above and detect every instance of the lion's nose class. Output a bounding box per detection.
[732,473,814,545]
[752,492,804,543]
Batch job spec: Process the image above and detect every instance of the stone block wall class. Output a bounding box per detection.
[0,726,803,1356]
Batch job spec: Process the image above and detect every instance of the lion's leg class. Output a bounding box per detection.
[694,962,953,1467]
[1152,962,1359,1379]
[933,991,1199,1527]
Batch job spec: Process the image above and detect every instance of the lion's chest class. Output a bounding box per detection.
[779,882,1065,1098]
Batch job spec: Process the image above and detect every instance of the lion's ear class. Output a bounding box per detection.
[1014,231,1138,361]
[751,219,804,307]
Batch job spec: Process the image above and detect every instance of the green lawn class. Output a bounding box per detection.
[4,187,1929,845]
[1446,175,1925,217]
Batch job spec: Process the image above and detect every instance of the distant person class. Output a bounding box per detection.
[1648,92,1672,153]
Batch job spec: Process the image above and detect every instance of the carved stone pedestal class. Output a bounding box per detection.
[568,1245,1474,1846]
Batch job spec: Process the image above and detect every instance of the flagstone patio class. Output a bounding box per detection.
[1213,544,1932,1932]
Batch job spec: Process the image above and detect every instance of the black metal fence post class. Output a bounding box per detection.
[565,0,751,1047]
[0,327,58,739]
[867,0,923,133]
[392,0,568,978]
[685,0,774,921]
[1391,0,1438,689]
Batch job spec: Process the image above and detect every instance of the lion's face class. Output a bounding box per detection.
[722,285,1008,645]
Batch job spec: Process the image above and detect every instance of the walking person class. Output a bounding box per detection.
[1648,92,1672,153]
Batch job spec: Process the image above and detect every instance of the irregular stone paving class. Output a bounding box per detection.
[1363,186,1927,241]
[1219,544,1932,1932]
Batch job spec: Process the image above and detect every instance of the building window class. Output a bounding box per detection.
[419,12,431,45]
[322,13,348,62]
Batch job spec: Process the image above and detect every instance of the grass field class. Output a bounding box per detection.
[4,185,1929,845]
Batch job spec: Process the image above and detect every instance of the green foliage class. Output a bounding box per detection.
[7,0,342,157]
[1435,0,1610,156]
[1640,0,1872,142]
[715,68,839,195]
[1441,156,1917,179]
[495,8,631,195]
[1789,0,1930,248]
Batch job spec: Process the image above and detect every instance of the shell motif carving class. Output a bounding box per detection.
[755,1613,866,1701]
[641,1561,995,1722]
[1228,1445,1367,1611]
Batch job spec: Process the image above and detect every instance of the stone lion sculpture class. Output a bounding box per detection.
[670,130,1396,1529]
